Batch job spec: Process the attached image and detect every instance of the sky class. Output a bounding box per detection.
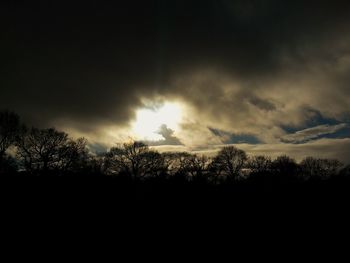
[1,0,350,163]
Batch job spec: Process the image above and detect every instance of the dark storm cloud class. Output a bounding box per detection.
[246,95,276,112]
[1,0,350,137]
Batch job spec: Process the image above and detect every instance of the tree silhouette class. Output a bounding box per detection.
[185,154,209,180]
[138,150,167,178]
[210,146,247,180]
[248,155,272,174]
[160,152,193,183]
[104,142,166,179]
[271,155,298,181]
[161,152,192,176]
[300,157,343,180]
[58,137,90,173]
[321,159,343,177]
[15,127,87,174]
[15,128,90,174]
[164,153,210,182]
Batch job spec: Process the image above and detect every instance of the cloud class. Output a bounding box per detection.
[281,123,348,144]
[1,1,350,154]
[209,128,261,144]
[143,124,182,146]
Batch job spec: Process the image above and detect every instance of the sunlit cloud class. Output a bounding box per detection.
[2,1,350,163]
[131,101,183,141]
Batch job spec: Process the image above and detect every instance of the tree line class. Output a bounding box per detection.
[1,110,350,184]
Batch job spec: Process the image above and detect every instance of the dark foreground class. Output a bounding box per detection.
[1,174,350,252]
[1,174,349,209]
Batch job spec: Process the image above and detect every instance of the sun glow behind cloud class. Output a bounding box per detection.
[132,102,183,141]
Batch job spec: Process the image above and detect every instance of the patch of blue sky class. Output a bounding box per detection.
[209,127,261,144]
[282,108,347,134]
